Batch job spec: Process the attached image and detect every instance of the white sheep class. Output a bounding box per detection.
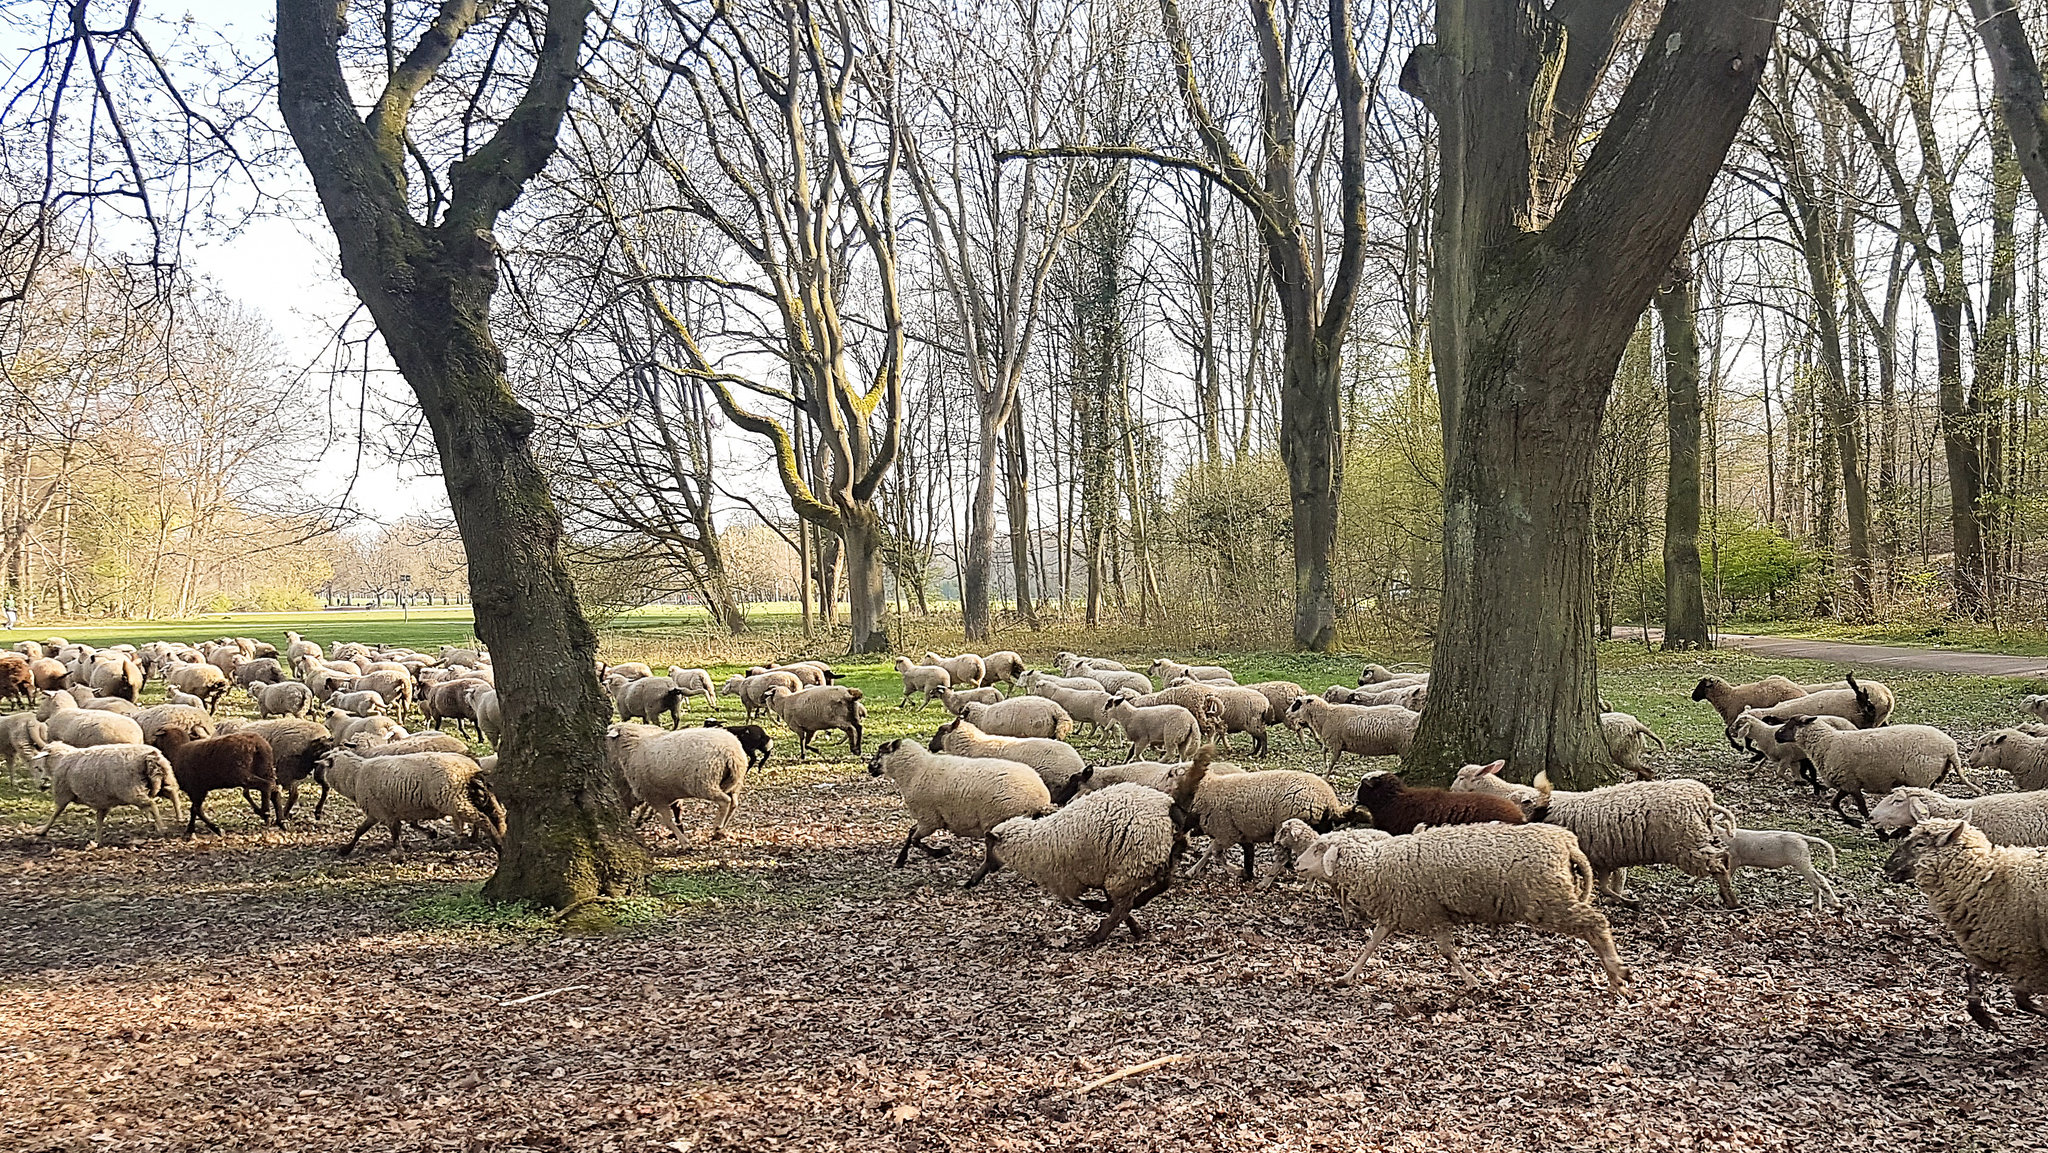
[437,645,485,669]
[1884,818,2048,1028]
[1689,674,1809,724]
[959,696,1072,741]
[665,666,717,708]
[893,657,951,709]
[761,685,866,757]
[1148,657,1233,684]
[1451,761,1736,907]
[329,689,389,717]
[986,754,1212,945]
[1054,652,1126,675]
[937,685,1006,717]
[1101,698,1201,761]
[31,741,178,845]
[1775,716,1969,826]
[616,676,689,728]
[1868,787,2048,848]
[1082,668,1154,697]
[606,722,749,844]
[1357,663,1428,686]
[979,651,1027,687]
[0,713,50,784]
[1023,681,1114,735]
[1968,729,2048,792]
[722,671,803,719]
[325,709,408,748]
[315,749,504,855]
[866,738,1052,887]
[1187,769,1351,881]
[922,651,986,689]
[1281,818,1628,994]
[1283,696,1419,775]
[1727,709,1854,793]
[1723,828,1841,911]
[162,661,230,711]
[1599,711,1665,780]
[1749,674,1894,729]
[927,717,1085,794]
[40,692,144,747]
[252,680,316,720]
[1018,670,1107,694]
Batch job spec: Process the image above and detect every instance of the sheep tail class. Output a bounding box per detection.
[1848,673,1876,727]
[1529,771,1555,824]
[1644,727,1666,752]
[1168,746,1213,831]
[1708,803,1737,837]
[1947,752,1982,796]
[1568,845,1595,904]
[467,778,507,847]
[1800,833,1839,869]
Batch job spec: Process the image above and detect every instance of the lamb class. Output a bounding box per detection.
[606,722,750,844]
[616,676,689,728]
[1357,664,1428,686]
[927,717,1085,794]
[866,737,1053,887]
[1450,760,1736,906]
[40,693,144,748]
[1240,681,1309,725]
[1884,818,2048,1029]
[1022,682,1114,735]
[1204,683,1277,756]
[1188,768,1354,881]
[979,651,1026,687]
[1280,817,1627,993]
[31,742,178,845]
[922,651,987,689]
[161,732,284,836]
[1723,828,1841,911]
[960,696,1073,741]
[1690,674,1810,725]
[937,685,1007,716]
[315,749,505,855]
[1101,697,1201,761]
[1121,684,1226,737]
[252,680,316,720]
[162,662,231,712]
[893,657,951,708]
[1749,674,1895,730]
[1600,711,1666,780]
[985,751,1212,944]
[471,689,503,745]
[350,670,415,718]
[761,685,866,756]
[722,671,803,719]
[437,645,486,669]
[2023,694,2048,724]
[1081,667,1154,697]
[0,713,49,783]
[326,709,408,748]
[665,667,717,708]
[163,686,207,710]
[1968,729,2048,792]
[329,690,389,717]
[231,658,286,690]
[605,662,654,682]
[1868,787,2048,848]
[1774,716,1967,827]
[704,718,773,769]
[1284,696,1420,774]
[1727,709,1854,792]
[1353,769,1527,835]
[1148,658,1234,684]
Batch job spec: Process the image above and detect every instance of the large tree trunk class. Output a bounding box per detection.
[1003,401,1038,629]
[961,406,1000,642]
[1403,0,1779,786]
[1281,336,1342,652]
[1655,259,1710,648]
[276,0,647,910]
[1969,1,2048,221]
[840,511,891,653]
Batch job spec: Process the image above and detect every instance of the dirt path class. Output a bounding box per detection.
[1619,627,2048,678]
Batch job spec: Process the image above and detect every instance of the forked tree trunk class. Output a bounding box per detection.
[1654,260,1710,648]
[1402,0,1780,786]
[277,0,647,910]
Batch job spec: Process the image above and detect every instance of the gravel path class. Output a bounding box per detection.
[1619,628,2048,677]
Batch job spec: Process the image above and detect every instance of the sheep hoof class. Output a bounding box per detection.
[1967,1001,2004,1031]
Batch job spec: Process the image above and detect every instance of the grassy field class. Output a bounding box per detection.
[0,626,2043,1149]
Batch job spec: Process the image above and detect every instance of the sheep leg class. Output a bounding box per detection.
[1531,903,1630,995]
[187,793,221,837]
[2015,990,2044,1019]
[36,799,72,838]
[1082,893,1139,946]
[89,809,109,847]
[962,838,1003,889]
[1964,965,2003,1031]
[1432,928,1479,989]
[1325,749,1343,778]
[1238,841,1257,883]
[894,825,949,867]
[145,799,163,836]
[1713,864,1738,910]
[1828,791,1865,828]
[338,817,377,856]
[709,796,733,840]
[1797,862,1842,911]
[1337,923,1394,987]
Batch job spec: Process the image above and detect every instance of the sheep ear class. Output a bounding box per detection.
[1483,759,1506,776]
[1907,798,1930,822]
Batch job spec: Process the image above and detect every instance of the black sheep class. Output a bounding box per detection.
[704,718,773,768]
[1352,770,1527,836]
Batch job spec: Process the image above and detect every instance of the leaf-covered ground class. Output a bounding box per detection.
[1,639,2045,1152]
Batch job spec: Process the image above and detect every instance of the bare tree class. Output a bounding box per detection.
[276,0,648,910]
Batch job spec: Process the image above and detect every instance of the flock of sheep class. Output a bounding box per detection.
[3,634,2046,1029]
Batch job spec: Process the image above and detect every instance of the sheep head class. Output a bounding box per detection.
[1883,818,1977,882]
[1451,760,1507,790]
[866,738,905,777]
[926,720,960,753]
[1690,677,1722,702]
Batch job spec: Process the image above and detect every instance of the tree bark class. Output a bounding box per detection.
[1654,256,1710,648]
[840,510,891,654]
[1003,400,1038,629]
[1403,0,1780,786]
[1969,0,2048,221]
[961,407,1001,641]
[276,0,647,910]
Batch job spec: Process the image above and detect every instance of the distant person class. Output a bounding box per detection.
[2,595,15,630]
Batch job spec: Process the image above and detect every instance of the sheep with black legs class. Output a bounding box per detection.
[315,749,505,856]
[1187,768,1356,881]
[762,685,866,756]
[704,719,772,769]
[1690,675,1809,724]
[31,742,178,845]
[159,731,284,836]
[1284,697,1419,775]
[616,676,689,729]
[979,651,1027,687]
[1774,716,1967,827]
[867,738,1052,888]
[986,751,1213,945]
[1101,698,1201,761]
[722,671,803,719]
